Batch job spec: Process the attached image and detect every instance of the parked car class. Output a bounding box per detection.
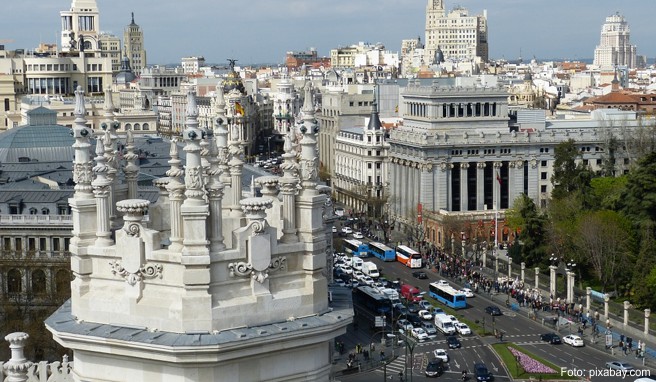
[407,303,421,313]
[540,333,562,344]
[485,305,502,316]
[563,334,584,347]
[455,322,471,335]
[397,319,413,331]
[474,363,494,381]
[446,336,461,349]
[407,313,422,326]
[425,358,444,378]
[418,309,433,321]
[418,300,433,310]
[353,232,364,239]
[432,349,449,363]
[431,307,445,316]
[422,322,438,337]
[412,271,428,279]
[342,227,353,234]
[411,327,429,341]
[605,361,634,371]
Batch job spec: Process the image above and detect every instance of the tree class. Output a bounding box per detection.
[551,139,594,207]
[574,210,633,292]
[620,151,656,225]
[506,194,548,266]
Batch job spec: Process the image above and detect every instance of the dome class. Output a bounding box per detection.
[115,56,137,85]
[223,69,246,95]
[524,72,533,82]
[434,46,445,64]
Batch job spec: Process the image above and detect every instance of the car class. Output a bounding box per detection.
[411,327,429,341]
[425,358,444,378]
[418,300,433,310]
[412,271,428,279]
[474,363,494,381]
[352,232,364,239]
[394,305,408,316]
[455,322,471,335]
[431,307,445,316]
[361,276,374,286]
[342,227,353,234]
[446,336,461,349]
[563,334,584,347]
[447,315,459,324]
[407,313,422,326]
[485,306,502,316]
[460,288,474,297]
[352,271,364,279]
[407,303,421,313]
[332,226,337,233]
[418,309,433,321]
[436,280,449,287]
[605,361,634,371]
[432,349,449,363]
[422,322,438,337]
[540,333,562,344]
[397,319,413,331]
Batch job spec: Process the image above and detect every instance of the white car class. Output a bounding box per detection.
[418,300,433,310]
[397,319,413,331]
[418,309,433,321]
[342,227,353,234]
[432,349,449,363]
[447,315,459,324]
[361,276,374,286]
[455,322,471,335]
[352,271,364,279]
[411,327,428,341]
[336,264,352,274]
[353,232,364,239]
[563,334,584,347]
[460,288,474,297]
[332,226,337,233]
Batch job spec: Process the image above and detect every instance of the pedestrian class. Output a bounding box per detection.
[380,350,385,361]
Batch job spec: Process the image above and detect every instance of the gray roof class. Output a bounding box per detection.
[0,123,75,163]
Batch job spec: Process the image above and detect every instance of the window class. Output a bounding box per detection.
[42,208,49,215]
[541,185,547,193]
[8,269,22,294]
[541,160,547,167]
[541,172,547,180]
[142,123,149,130]
[32,270,47,295]
[39,238,47,251]
[367,163,372,169]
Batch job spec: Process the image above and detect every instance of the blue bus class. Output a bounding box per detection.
[343,239,369,257]
[353,286,392,326]
[368,241,396,262]
[428,282,467,309]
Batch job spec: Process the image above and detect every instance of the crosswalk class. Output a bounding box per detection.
[377,355,406,375]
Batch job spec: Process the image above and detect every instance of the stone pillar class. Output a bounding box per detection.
[166,140,185,252]
[623,301,630,326]
[507,257,512,280]
[645,309,651,335]
[534,267,540,289]
[586,287,592,316]
[123,129,139,200]
[520,262,525,283]
[92,134,113,247]
[207,129,226,253]
[476,162,485,210]
[228,124,245,218]
[482,247,487,268]
[604,294,610,319]
[3,332,32,382]
[549,265,557,299]
[566,271,573,304]
[493,161,502,210]
[460,162,469,212]
[494,257,499,277]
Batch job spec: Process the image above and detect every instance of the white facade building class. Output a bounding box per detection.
[593,13,637,69]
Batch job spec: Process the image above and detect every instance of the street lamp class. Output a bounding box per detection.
[266,136,273,159]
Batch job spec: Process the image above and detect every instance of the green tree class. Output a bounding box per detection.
[507,194,548,266]
[551,139,594,207]
[590,176,627,211]
[620,151,656,225]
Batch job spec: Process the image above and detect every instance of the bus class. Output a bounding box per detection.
[368,242,396,262]
[343,239,369,257]
[428,282,467,309]
[353,286,392,326]
[395,245,422,268]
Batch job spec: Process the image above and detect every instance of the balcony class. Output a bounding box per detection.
[0,214,73,226]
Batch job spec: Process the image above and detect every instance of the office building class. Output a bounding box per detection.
[593,13,637,69]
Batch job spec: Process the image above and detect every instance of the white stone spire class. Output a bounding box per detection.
[123,128,139,200]
[72,86,94,199]
[298,81,319,195]
[182,90,205,204]
[165,139,185,251]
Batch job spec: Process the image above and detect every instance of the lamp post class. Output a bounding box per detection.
[266,136,273,159]
[399,332,417,382]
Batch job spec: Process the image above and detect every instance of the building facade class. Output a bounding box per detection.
[593,13,637,69]
[123,13,147,76]
[424,0,488,64]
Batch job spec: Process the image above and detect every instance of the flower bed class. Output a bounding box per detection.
[508,347,557,374]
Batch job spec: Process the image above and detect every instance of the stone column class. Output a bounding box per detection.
[520,262,525,283]
[3,332,32,382]
[603,294,610,319]
[493,161,502,209]
[494,257,499,277]
[507,257,512,280]
[623,301,630,326]
[645,309,651,335]
[460,162,469,212]
[534,267,540,289]
[566,271,573,304]
[206,129,226,253]
[92,134,113,247]
[123,129,139,200]
[586,287,592,316]
[549,265,557,299]
[476,162,485,210]
[228,124,245,218]
[166,140,185,252]
[482,246,487,268]
[279,133,299,243]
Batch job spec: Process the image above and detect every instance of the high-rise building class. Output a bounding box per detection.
[424,0,488,64]
[123,12,147,75]
[60,0,102,54]
[593,13,637,69]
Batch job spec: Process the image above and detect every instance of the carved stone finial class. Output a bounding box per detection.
[117,199,149,236]
[3,332,33,379]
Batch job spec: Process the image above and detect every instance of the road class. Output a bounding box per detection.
[345,253,654,382]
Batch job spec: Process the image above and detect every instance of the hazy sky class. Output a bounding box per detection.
[4,0,654,65]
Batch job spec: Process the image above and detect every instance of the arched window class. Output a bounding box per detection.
[41,208,50,215]
[32,269,47,295]
[142,123,149,130]
[125,123,132,130]
[55,269,71,296]
[7,269,22,294]
[134,123,141,130]
[29,208,37,215]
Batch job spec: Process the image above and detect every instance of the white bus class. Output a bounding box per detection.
[395,245,422,268]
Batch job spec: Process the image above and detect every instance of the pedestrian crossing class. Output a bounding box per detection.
[376,355,406,375]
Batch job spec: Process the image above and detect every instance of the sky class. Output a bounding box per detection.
[3,0,654,65]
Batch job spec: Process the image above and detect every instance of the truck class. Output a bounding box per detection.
[400,284,422,302]
[361,262,380,279]
[434,313,456,335]
[351,256,363,271]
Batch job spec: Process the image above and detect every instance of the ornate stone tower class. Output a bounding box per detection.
[123,12,147,75]
[46,85,351,381]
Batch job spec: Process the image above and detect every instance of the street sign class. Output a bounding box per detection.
[375,316,386,327]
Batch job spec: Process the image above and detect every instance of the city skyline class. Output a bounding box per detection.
[4,0,654,65]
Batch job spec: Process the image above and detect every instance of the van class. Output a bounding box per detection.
[401,284,422,302]
[380,288,400,301]
[434,314,456,335]
[351,257,363,271]
[361,262,379,278]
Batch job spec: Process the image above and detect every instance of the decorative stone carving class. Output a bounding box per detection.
[240,197,272,234]
[228,256,287,284]
[117,199,149,237]
[477,162,486,169]
[109,260,163,286]
[3,332,33,380]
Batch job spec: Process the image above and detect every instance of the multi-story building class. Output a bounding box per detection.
[333,104,389,217]
[123,13,147,75]
[285,48,331,71]
[98,33,121,73]
[593,13,637,69]
[424,0,488,64]
[330,42,397,70]
[181,56,205,75]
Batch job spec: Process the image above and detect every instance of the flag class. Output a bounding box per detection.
[496,171,502,186]
[235,102,245,116]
